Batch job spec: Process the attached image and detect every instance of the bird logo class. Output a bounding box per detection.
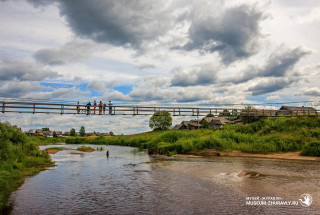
[299,194,312,207]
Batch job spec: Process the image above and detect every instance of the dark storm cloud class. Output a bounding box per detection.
[261,47,310,77]
[223,46,310,84]
[183,5,265,64]
[0,58,59,81]
[40,0,176,48]
[248,78,293,96]
[34,40,100,65]
[171,64,218,87]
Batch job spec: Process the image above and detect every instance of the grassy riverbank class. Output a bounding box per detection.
[66,117,320,156]
[0,122,54,211]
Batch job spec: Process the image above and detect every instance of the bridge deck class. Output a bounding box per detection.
[0,100,319,117]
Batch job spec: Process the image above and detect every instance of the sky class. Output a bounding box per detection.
[1,0,320,134]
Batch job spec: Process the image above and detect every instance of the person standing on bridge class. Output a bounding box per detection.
[77,101,80,114]
[99,101,103,115]
[103,102,106,114]
[108,100,113,115]
[86,101,91,115]
[93,100,97,114]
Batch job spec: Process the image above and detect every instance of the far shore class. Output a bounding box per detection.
[176,150,320,161]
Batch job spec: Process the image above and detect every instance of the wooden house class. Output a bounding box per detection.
[277,106,317,116]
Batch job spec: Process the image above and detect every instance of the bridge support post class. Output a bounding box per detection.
[2,101,5,113]
[33,103,36,114]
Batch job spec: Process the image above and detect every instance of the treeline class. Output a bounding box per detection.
[66,117,320,156]
[0,122,53,211]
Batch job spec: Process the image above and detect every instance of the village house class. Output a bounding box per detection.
[200,117,232,128]
[173,120,201,130]
[277,106,317,116]
[25,129,37,136]
[173,117,234,130]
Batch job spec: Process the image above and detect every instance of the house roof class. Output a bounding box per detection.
[280,106,316,111]
[202,117,231,125]
[26,129,36,133]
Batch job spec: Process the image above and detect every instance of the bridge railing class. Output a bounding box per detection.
[1,100,319,117]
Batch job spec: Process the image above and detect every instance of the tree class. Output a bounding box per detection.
[149,111,172,131]
[202,119,209,128]
[206,113,214,117]
[109,131,114,136]
[70,128,76,136]
[42,127,50,131]
[53,131,57,138]
[79,126,86,137]
[219,109,231,117]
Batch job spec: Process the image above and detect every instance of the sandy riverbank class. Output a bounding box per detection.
[197,150,320,161]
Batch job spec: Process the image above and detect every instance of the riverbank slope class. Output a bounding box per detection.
[0,122,54,211]
[66,117,320,157]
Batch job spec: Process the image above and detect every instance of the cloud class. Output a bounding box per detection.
[302,87,320,97]
[222,46,310,84]
[266,95,280,100]
[171,64,219,86]
[34,39,103,65]
[261,46,310,77]
[43,0,178,49]
[0,58,59,81]
[248,78,294,96]
[136,64,156,70]
[183,4,265,64]
[26,87,90,100]
[86,80,107,92]
[0,81,47,97]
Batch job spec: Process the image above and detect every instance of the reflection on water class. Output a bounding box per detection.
[8,145,320,215]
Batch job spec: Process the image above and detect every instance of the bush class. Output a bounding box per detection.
[0,122,53,210]
[301,141,320,157]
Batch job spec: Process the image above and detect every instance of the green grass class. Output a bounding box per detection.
[65,117,320,157]
[0,123,53,211]
[76,146,94,152]
[45,147,64,150]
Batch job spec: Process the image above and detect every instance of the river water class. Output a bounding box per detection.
[7,144,320,215]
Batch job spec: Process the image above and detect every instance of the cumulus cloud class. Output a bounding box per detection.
[40,0,179,49]
[0,58,59,81]
[183,4,265,64]
[248,78,294,96]
[171,64,219,86]
[26,87,90,100]
[0,81,47,97]
[302,87,320,97]
[34,39,103,65]
[86,80,107,92]
[266,95,280,100]
[223,46,310,84]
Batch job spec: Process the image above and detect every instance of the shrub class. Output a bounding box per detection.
[301,141,320,157]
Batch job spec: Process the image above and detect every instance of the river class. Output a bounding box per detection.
[6,144,320,214]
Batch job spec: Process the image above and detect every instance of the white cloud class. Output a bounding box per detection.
[266,95,280,100]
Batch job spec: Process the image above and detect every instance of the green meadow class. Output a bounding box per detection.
[66,117,320,156]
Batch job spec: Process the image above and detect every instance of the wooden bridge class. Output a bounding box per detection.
[0,98,319,117]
